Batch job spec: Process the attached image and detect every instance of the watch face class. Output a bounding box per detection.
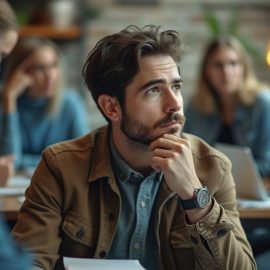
[197,188,210,208]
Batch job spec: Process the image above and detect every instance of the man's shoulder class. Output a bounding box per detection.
[183,132,231,169]
[44,126,108,157]
[183,132,232,190]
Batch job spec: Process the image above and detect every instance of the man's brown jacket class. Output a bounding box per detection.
[12,126,256,270]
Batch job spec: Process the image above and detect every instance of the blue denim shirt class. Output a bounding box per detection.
[0,90,89,170]
[184,90,270,177]
[108,137,162,270]
[0,215,30,270]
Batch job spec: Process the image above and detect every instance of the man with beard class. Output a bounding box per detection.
[12,25,255,270]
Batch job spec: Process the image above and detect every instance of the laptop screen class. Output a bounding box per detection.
[215,143,269,201]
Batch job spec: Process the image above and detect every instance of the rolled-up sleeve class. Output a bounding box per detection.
[185,196,256,269]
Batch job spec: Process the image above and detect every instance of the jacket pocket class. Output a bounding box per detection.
[170,226,196,269]
[170,224,192,248]
[61,211,98,251]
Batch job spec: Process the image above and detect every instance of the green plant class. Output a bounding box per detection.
[82,3,102,22]
[14,8,30,26]
[202,7,265,65]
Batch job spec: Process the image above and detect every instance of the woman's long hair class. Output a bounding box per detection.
[192,35,267,114]
[4,36,63,115]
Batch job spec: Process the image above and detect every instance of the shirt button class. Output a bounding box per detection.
[217,229,228,237]
[108,212,116,220]
[140,200,146,208]
[119,173,126,179]
[99,251,107,258]
[76,228,84,239]
[190,235,198,245]
[133,242,140,249]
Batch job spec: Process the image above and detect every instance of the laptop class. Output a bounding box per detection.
[215,143,270,201]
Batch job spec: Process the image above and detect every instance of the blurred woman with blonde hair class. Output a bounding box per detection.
[184,35,270,178]
[0,36,90,170]
[0,0,18,186]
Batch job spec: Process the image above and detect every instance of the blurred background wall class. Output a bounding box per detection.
[9,0,270,129]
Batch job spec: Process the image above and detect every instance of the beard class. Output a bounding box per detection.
[120,108,186,146]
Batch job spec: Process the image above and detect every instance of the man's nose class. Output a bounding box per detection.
[164,89,182,114]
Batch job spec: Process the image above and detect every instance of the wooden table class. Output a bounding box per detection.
[238,207,270,219]
[0,173,31,222]
[238,178,270,228]
[1,195,270,222]
[238,207,270,235]
[0,196,22,221]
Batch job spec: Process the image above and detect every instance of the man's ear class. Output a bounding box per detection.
[98,95,121,121]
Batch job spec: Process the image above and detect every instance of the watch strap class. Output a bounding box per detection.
[178,197,197,210]
[178,186,210,210]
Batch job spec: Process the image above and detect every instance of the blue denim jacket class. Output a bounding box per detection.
[184,90,270,177]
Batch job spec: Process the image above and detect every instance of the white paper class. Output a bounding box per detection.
[0,187,27,196]
[238,198,270,208]
[0,175,31,196]
[63,257,145,270]
[8,175,31,187]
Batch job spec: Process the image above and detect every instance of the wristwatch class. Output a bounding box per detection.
[178,186,211,210]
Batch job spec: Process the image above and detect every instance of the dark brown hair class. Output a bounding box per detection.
[83,25,185,119]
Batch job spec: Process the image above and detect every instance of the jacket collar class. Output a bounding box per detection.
[87,126,117,186]
[87,125,181,199]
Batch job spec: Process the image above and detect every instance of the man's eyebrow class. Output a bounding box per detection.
[139,78,183,91]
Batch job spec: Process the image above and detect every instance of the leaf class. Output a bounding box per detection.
[202,8,221,37]
[201,6,264,64]
[226,11,239,35]
[236,35,265,64]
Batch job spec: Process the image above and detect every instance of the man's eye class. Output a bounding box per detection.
[172,84,182,92]
[146,87,160,95]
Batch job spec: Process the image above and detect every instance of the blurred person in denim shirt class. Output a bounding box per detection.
[184,35,270,180]
[0,36,90,171]
[0,1,30,269]
[184,35,270,262]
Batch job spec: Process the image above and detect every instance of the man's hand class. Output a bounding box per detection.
[0,155,15,187]
[149,134,212,223]
[149,134,202,198]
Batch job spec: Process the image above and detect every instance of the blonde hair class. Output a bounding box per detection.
[0,0,18,35]
[192,35,267,114]
[5,36,63,116]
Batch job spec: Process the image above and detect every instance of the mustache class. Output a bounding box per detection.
[154,113,186,128]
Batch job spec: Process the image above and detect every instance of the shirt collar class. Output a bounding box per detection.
[109,135,160,183]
